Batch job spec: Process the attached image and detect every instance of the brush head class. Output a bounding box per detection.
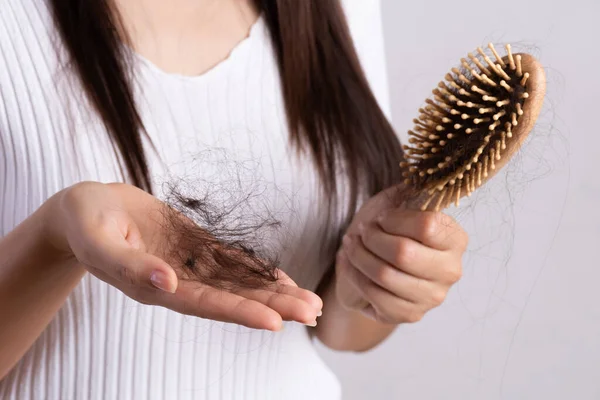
[400,43,546,211]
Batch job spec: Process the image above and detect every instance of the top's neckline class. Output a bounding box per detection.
[131,15,264,83]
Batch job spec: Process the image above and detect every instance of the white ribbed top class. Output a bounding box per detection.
[0,0,390,398]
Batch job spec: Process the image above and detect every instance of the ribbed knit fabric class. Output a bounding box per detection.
[0,0,390,398]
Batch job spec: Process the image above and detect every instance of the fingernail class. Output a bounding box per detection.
[317,310,323,317]
[305,320,317,327]
[358,222,365,233]
[150,271,175,293]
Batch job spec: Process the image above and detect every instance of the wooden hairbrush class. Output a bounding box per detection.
[399,43,546,211]
[344,44,546,314]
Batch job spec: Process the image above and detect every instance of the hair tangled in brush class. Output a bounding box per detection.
[400,43,545,211]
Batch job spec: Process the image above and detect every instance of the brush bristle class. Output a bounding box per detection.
[401,43,530,211]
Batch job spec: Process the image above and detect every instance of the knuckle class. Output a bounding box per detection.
[395,239,416,267]
[405,309,424,324]
[420,213,442,239]
[230,297,247,317]
[180,290,209,318]
[374,265,394,287]
[430,289,447,306]
[445,262,463,283]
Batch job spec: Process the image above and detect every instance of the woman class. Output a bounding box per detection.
[0,0,467,398]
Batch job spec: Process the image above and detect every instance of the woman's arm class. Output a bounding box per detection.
[0,195,86,379]
[0,183,323,380]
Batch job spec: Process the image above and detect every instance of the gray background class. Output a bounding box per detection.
[318,0,600,399]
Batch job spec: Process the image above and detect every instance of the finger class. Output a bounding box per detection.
[272,284,323,312]
[342,235,441,304]
[340,253,425,324]
[354,225,450,281]
[235,287,320,325]
[165,283,284,331]
[253,267,323,313]
[376,209,468,252]
[268,268,322,311]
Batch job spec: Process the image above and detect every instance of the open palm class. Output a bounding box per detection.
[49,182,322,331]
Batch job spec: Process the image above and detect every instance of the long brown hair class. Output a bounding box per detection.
[49,0,404,290]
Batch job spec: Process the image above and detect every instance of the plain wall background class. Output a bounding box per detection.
[317,0,600,399]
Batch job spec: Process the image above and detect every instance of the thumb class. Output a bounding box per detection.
[147,255,179,293]
[91,236,179,293]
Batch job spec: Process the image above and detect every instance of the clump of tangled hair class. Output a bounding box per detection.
[161,184,282,291]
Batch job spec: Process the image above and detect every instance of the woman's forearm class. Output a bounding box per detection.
[0,196,85,380]
[314,276,397,352]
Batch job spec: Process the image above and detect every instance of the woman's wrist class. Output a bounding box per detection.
[314,270,397,352]
[38,188,77,258]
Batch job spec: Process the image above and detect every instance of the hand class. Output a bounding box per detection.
[43,182,322,331]
[335,186,467,324]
